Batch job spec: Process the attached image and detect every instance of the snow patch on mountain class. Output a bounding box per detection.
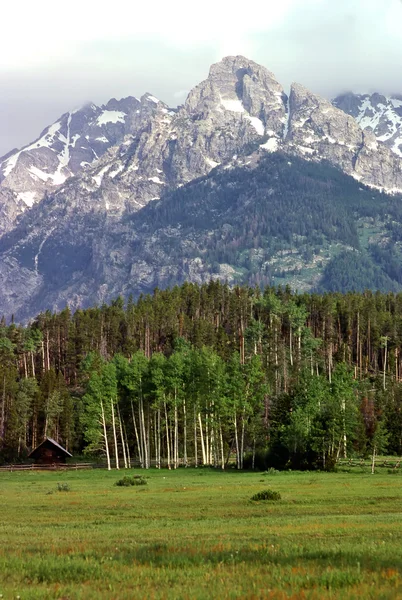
[333,93,402,157]
[261,138,279,152]
[245,116,265,135]
[96,110,126,125]
[221,97,245,113]
[17,191,37,207]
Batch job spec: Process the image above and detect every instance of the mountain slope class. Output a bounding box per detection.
[1,55,402,321]
[333,92,402,157]
[286,85,402,192]
[0,94,163,229]
[1,150,401,321]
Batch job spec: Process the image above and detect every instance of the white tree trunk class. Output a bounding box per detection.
[198,412,206,465]
[117,404,128,469]
[234,413,240,469]
[100,399,111,471]
[131,401,143,468]
[183,397,188,467]
[165,402,171,469]
[219,421,225,470]
[110,398,120,470]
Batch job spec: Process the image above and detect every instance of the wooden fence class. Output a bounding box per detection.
[1,458,401,472]
[0,462,104,472]
[337,458,401,469]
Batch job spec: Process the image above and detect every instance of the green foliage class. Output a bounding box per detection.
[57,482,71,492]
[318,250,401,293]
[1,282,402,471]
[115,475,147,487]
[2,469,402,597]
[250,489,281,501]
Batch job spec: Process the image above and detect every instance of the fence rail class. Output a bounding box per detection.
[0,458,190,472]
[0,462,104,472]
[337,458,401,469]
[1,458,401,472]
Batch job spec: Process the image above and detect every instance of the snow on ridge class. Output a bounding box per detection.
[109,164,124,179]
[221,97,245,113]
[53,113,72,185]
[148,176,164,184]
[245,116,265,136]
[283,97,291,140]
[1,120,62,177]
[17,191,37,207]
[355,96,402,151]
[206,158,220,168]
[260,138,279,153]
[93,164,112,186]
[29,165,65,185]
[96,110,126,125]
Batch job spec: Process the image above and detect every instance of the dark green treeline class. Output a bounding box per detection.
[1,282,402,469]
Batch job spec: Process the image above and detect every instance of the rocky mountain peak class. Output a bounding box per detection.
[333,92,402,158]
[185,55,287,139]
[286,83,402,191]
[1,56,402,321]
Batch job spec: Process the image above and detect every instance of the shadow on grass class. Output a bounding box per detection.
[121,543,402,576]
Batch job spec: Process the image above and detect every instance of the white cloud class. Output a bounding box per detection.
[1,0,305,70]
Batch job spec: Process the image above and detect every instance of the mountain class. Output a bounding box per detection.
[0,93,163,230]
[0,55,402,321]
[333,92,402,157]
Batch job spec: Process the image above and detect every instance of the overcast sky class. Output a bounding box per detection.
[1,0,402,156]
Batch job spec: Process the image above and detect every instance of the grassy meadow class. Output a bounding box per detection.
[1,467,402,599]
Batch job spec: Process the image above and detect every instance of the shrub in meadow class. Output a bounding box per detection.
[115,475,147,487]
[57,483,71,492]
[250,489,281,501]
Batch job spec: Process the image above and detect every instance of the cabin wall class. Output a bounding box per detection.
[33,448,66,464]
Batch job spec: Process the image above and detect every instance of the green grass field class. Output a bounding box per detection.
[1,468,402,599]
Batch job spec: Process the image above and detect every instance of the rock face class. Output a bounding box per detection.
[333,92,402,157]
[16,56,288,223]
[0,95,160,229]
[287,84,402,191]
[0,188,20,236]
[0,55,402,321]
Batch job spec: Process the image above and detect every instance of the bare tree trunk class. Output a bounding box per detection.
[100,399,111,471]
[0,376,6,443]
[205,412,209,465]
[371,444,376,474]
[194,406,198,467]
[110,399,120,470]
[165,402,171,470]
[234,413,240,469]
[157,409,161,469]
[131,401,143,468]
[140,396,149,469]
[198,412,206,465]
[342,398,347,458]
[123,420,131,468]
[219,421,225,470]
[174,400,178,469]
[117,404,128,469]
[289,326,293,367]
[31,352,35,378]
[240,408,246,470]
[183,397,188,467]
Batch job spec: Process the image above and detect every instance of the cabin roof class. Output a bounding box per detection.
[28,437,73,458]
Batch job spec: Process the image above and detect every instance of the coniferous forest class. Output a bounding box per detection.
[1,281,402,469]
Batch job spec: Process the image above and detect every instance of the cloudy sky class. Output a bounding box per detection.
[1,0,402,156]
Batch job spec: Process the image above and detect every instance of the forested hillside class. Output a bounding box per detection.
[1,282,402,469]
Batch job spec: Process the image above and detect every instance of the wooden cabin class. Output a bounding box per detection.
[28,438,72,465]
